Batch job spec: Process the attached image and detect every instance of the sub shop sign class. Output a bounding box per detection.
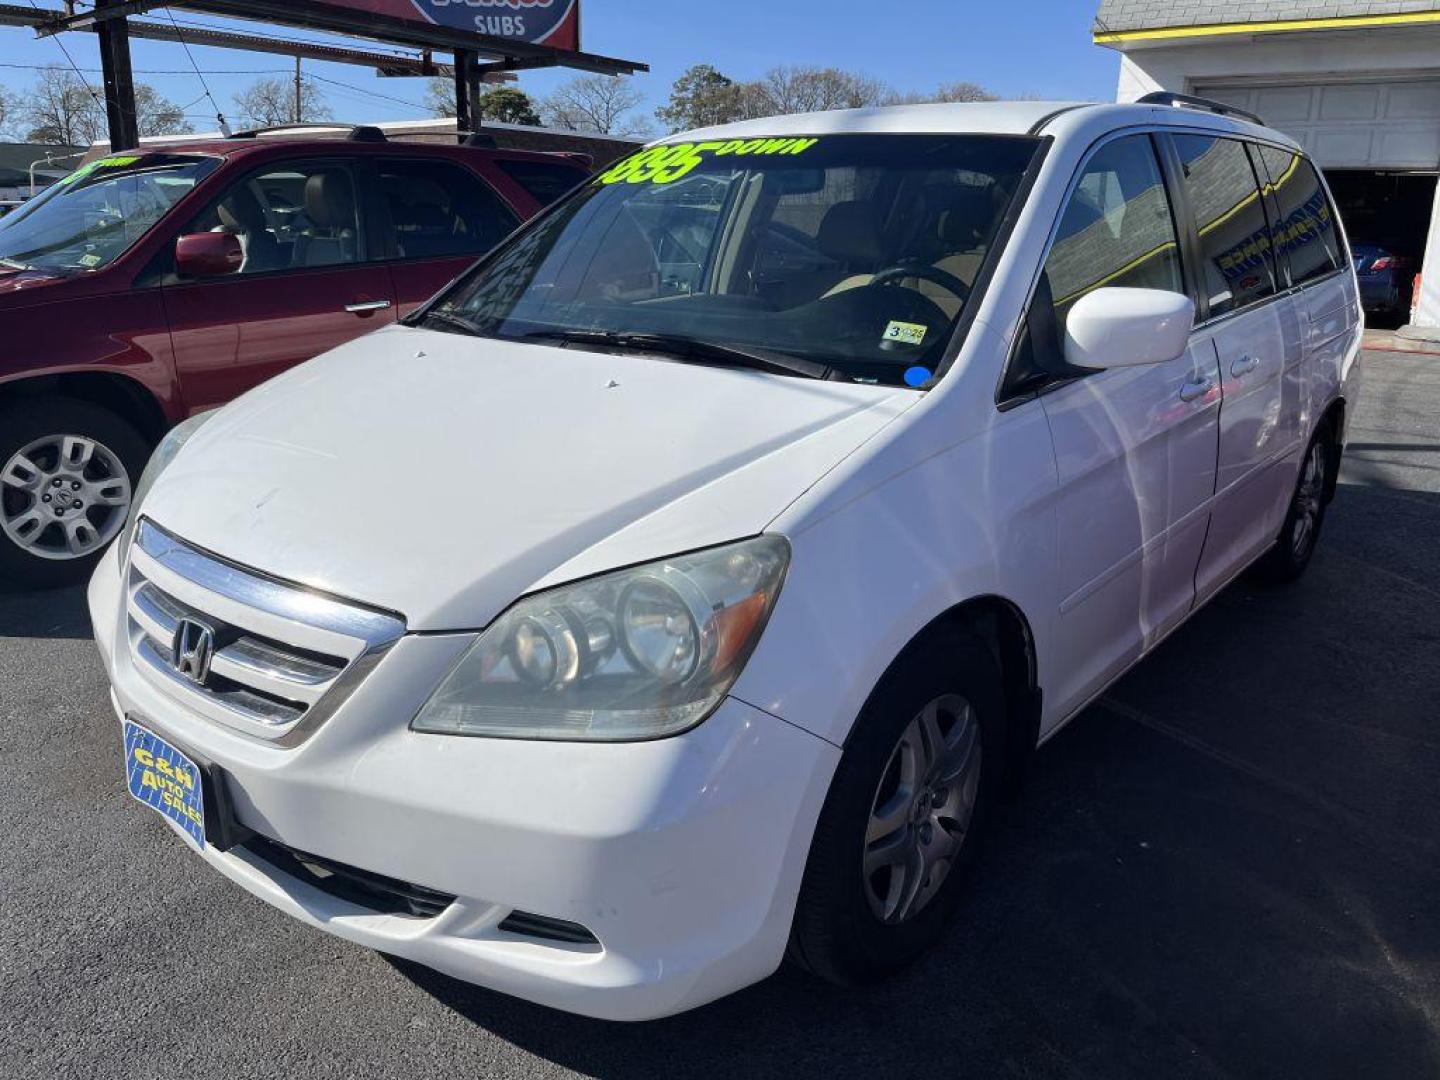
[326,0,581,50]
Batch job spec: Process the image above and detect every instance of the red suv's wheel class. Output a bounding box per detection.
[0,398,149,591]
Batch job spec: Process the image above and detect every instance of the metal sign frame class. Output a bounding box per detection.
[4,0,645,151]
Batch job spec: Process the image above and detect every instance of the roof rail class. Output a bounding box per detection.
[1137,91,1264,126]
[229,123,388,141]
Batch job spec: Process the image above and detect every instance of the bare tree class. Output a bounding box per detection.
[233,75,332,128]
[23,66,106,145]
[0,85,14,139]
[425,78,458,120]
[23,67,192,143]
[745,66,887,118]
[886,81,997,106]
[133,84,193,137]
[541,75,652,137]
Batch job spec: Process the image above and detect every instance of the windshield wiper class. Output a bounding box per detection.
[417,309,487,337]
[0,258,30,271]
[519,329,839,381]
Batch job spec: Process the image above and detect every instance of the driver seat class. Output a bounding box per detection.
[216,185,282,273]
[816,201,887,298]
[914,185,995,319]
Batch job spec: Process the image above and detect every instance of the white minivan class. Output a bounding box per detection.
[89,96,1361,1020]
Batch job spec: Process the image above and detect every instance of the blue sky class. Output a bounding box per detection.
[0,1,1119,137]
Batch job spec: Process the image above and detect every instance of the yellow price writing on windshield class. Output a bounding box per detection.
[598,137,820,186]
[58,155,142,186]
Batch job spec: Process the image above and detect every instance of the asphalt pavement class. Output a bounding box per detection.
[2,349,1437,1079]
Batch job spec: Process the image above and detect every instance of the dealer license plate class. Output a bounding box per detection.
[123,720,206,850]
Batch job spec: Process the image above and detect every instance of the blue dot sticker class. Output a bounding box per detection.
[904,366,932,388]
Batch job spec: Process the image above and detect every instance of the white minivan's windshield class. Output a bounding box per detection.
[0,153,218,272]
[421,134,1040,387]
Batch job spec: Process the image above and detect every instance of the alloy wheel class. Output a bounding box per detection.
[863,693,982,925]
[1291,440,1327,560]
[1,434,132,561]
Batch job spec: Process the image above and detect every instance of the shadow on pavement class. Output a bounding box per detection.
[0,583,93,640]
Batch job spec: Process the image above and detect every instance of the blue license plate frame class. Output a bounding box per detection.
[123,719,207,850]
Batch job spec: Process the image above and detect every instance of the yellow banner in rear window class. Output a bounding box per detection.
[597,138,821,187]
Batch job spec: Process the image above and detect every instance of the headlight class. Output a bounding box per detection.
[412,536,790,741]
[121,410,216,550]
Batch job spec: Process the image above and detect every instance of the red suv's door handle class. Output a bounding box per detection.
[345,300,392,316]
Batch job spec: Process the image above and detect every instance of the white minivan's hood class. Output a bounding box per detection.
[145,326,913,630]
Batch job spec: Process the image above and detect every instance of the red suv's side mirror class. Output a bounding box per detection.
[175,232,242,278]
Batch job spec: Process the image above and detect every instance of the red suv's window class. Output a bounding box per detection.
[496,159,588,207]
[183,160,365,275]
[376,159,518,259]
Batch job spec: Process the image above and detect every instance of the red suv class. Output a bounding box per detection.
[0,129,586,587]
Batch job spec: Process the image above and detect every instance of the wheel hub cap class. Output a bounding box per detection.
[1,435,131,561]
[862,693,983,925]
[1291,442,1326,559]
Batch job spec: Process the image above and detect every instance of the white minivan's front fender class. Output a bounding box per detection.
[87,539,123,672]
[732,383,1061,748]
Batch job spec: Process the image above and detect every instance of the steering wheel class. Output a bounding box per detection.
[870,260,971,303]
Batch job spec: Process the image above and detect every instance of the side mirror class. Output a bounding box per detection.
[1063,287,1194,371]
[175,232,242,279]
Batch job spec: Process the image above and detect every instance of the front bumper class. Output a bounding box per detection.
[88,543,839,1020]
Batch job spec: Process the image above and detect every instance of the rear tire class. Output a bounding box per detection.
[1253,421,1334,584]
[787,627,1005,985]
[0,398,150,591]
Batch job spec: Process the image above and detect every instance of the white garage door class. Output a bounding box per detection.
[1195,80,1440,170]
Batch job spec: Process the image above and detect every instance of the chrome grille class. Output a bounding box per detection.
[125,520,405,745]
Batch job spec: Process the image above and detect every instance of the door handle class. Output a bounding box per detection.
[345,299,392,314]
[1179,376,1214,403]
[1230,354,1260,377]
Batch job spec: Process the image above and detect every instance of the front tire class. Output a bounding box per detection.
[0,398,149,591]
[788,628,1005,986]
[1253,421,1334,584]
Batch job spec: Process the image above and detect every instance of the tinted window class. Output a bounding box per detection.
[1172,134,1276,316]
[1256,146,1344,286]
[498,159,587,207]
[378,160,518,260]
[184,161,363,275]
[1042,134,1183,330]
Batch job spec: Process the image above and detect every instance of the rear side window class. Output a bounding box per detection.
[377,160,518,260]
[1171,134,1276,317]
[497,159,587,207]
[1255,146,1344,286]
[1042,133,1184,331]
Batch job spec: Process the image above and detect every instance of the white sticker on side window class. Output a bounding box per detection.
[883,320,928,347]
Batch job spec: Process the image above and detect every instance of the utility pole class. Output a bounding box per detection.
[96,0,139,151]
[294,56,303,124]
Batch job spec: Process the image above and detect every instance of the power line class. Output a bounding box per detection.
[22,0,103,103]
[308,72,432,113]
[161,5,229,132]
